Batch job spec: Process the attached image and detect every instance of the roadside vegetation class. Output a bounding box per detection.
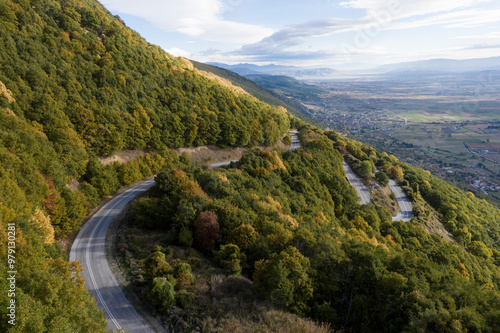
[122,123,500,332]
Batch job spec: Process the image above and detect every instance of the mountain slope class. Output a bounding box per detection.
[0,0,291,232]
[375,56,500,73]
[191,60,325,128]
[0,0,289,331]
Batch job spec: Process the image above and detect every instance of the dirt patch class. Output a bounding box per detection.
[66,179,80,192]
[422,216,454,243]
[99,149,149,165]
[176,139,289,167]
[98,137,289,168]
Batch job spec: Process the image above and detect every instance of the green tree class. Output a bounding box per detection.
[360,160,373,178]
[148,277,176,312]
[253,246,313,315]
[143,249,172,279]
[375,171,389,186]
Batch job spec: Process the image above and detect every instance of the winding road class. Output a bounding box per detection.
[386,109,408,137]
[342,162,413,221]
[69,129,411,333]
[70,130,302,332]
[342,161,371,205]
[388,179,413,222]
[289,130,301,150]
[69,179,158,333]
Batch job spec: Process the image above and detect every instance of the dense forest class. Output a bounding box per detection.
[0,0,288,331]
[124,123,500,332]
[190,60,326,129]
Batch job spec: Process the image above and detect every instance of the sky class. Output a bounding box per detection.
[100,0,500,70]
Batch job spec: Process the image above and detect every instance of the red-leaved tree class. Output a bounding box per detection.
[194,211,220,250]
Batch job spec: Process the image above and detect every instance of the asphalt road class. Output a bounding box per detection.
[289,130,301,150]
[388,179,413,222]
[70,130,302,332]
[69,179,157,333]
[342,161,371,205]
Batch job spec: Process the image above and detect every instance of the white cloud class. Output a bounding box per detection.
[233,18,368,57]
[387,9,500,30]
[465,43,500,50]
[340,0,490,20]
[101,0,273,43]
[165,47,192,58]
[453,31,500,39]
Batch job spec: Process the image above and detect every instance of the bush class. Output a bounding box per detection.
[179,226,194,247]
[148,277,176,312]
[282,134,292,146]
[375,171,389,186]
[175,291,196,309]
[215,244,246,275]
[143,250,172,279]
[172,263,195,290]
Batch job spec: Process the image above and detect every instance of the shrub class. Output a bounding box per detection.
[143,250,172,279]
[215,244,246,275]
[179,226,194,247]
[148,277,176,312]
[172,263,195,290]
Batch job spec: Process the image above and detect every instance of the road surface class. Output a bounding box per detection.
[289,130,301,150]
[342,161,371,205]
[69,179,158,333]
[386,110,408,137]
[388,179,413,222]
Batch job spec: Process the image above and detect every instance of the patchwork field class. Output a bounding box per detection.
[302,71,500,201]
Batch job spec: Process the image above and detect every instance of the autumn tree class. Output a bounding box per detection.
[194,211,220,250]
[387,165,404,180]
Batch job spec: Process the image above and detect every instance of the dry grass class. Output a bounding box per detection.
[371,185,399,216]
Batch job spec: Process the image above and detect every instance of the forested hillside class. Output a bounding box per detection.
[0,0,288,331]
[2,0,500,332]
[191,60,326,129]
[125,123,500,331]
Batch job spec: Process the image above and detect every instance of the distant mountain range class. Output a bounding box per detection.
[208,56,500,79]
[207,62,340,78]
[374,56,500,74]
